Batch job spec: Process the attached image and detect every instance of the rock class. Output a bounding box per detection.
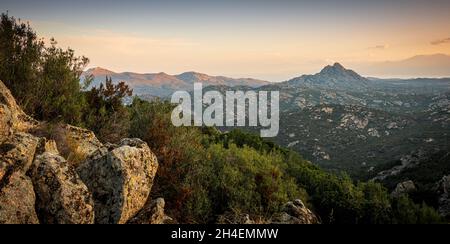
[128,198,174,224]
[36,137,59,155]
[0,80,38,143]
[30,152,95,224]
[373,150,427,181]
[1,80,162,225]
[33,123,104,167]
[0,103,12,142]
[0,132,39,181]
[77,138,158,224]
[367,128,381,137]
[0,172,39,224]
[391,180,417,198]
[340,114,368,129]
[272,199,320,224]
[436,175,450,218]
[217,213,259,224]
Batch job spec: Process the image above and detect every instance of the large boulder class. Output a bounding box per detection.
[30,152,95,224]
[0,132,39,181]
[391,180,417,198]
[272,199,320,224]
[77,138,158,224]
[0,80,38,143]
[0,172,39,224]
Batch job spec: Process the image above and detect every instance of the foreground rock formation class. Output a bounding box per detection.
[0,80,159,224]
[31,152,95,224]
[77,138,158,224]
[0,81,38,144]
[0,172,39,224]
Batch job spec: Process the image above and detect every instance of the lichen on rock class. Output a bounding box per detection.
[77,138,158,224]
[30,152,95,224]
[0,172,39,224]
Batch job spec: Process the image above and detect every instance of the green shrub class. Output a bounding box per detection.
[0,13,88,124]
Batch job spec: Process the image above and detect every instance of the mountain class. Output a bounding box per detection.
[83,67,270,98]
[285,63,370,91]
[356,54,450,78]
[210,64,450,182]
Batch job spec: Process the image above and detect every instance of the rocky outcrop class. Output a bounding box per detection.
[30,152,95,224]
[0,172,39,224]
[373,150,428,181]
[0,132,41,224]
[391,180,417,198]
[0,80,38,143]
[0,132,39,181]
[436,175,450,218]
[272,199,320,224]
[128,198,174,224]
[0,80,160,224]
[32,123,104,167]
[77,138,158,224]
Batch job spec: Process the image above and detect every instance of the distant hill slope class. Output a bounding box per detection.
[204,63,450,179]
[356,54,450,78]
[82,67,270,98]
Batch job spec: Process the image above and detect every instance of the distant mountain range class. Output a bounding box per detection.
[83,54,450,98]
[355,54,450,78]
[82,67,270,98]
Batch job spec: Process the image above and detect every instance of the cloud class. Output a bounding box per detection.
[368,44,389,50]
[431,38,450,45]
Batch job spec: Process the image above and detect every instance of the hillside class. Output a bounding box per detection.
[83,67,270,98]
[0,79,319,224]
[204,64,450,211]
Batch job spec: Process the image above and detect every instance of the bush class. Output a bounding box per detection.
[128,98,309,223]
[83,76,132,143]
[0,13,88,124]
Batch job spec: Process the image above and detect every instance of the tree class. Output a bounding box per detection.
[0,13,89,124]
[0,13,43,104]
[83,76,132,143]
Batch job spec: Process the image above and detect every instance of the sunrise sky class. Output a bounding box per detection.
[2,0,450,81]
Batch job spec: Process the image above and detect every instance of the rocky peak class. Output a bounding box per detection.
[84,67,116,76]
[176,71,209,82]
[317,62,367,82]
[285,63,369,90]
[319,63,346,75]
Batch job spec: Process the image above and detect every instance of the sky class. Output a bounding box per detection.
[2,0,450,81]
